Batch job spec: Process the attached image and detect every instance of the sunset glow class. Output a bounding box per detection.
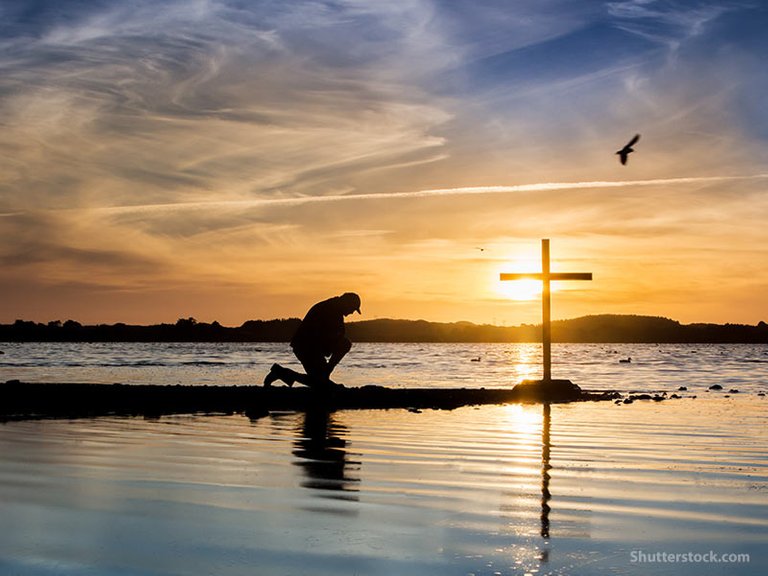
[498,279,543,302]
[495,258,543,302]
[1,1,767,326]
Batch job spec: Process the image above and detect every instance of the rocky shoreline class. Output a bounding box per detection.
[1,379,620,421]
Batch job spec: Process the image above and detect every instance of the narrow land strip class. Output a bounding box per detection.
[1,381,620,421]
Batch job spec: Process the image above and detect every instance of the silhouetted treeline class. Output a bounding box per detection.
[348,316,768,343]
[1,315,767,343]
[1,317,300,343]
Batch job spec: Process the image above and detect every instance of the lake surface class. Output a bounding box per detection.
[1,343,767,575]
[2,341,768,394]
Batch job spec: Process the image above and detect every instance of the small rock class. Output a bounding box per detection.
[678,386,687,391]
[623,398,634,404]
[670,394,681,399]
[709,384,723,390]
[758,392,766,397]
[652,395,665,402]
[729,389,739,393]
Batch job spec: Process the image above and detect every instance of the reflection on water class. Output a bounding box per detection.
[509,343,540,384]
[292,410,360,496]
[541,403,551,541]
[0,398,767,575]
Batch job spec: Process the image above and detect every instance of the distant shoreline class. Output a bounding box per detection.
[2,314,767,344]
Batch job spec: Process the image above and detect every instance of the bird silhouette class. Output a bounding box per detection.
[616,134,640,165]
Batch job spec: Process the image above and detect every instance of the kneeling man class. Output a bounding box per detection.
[264,292,361,389]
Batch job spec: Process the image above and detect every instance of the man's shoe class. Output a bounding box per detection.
[263,363,282,387]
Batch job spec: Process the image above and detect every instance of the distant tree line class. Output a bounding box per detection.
[1,315,767,343]
[2,317,301,343]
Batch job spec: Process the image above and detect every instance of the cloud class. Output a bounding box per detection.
[37,173,759,217]
[0,0,457,211]
[607,0,731,49]
[0,211,165,290]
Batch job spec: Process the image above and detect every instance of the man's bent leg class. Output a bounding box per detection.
[295,348,333,388]
[264,363,300,387]
[264,362,324,388]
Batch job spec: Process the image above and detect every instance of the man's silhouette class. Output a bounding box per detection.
[263,292,361,389]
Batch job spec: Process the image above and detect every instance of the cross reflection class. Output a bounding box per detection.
[540,403,552,540]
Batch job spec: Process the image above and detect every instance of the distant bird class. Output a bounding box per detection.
[616,134,640,165]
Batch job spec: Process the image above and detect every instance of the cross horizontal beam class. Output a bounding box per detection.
[500,272,592,281]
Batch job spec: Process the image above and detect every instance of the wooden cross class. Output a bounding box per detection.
[500,239,592,382]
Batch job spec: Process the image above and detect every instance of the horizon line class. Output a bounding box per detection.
[5,313,766,328]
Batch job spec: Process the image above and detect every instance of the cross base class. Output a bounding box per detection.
[513,378,583,403]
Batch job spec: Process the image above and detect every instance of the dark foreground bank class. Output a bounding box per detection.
[1,380,620,421]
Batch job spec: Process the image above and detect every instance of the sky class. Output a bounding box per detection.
[1,0,767,326]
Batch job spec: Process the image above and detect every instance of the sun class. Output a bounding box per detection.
[494,260,542,301]
[497,278,542,301]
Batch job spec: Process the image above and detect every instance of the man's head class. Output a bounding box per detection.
[339,292,361,316]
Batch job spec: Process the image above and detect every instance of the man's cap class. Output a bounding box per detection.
[341,292,361,314]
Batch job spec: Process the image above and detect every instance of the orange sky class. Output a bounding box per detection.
[2,1,767,326]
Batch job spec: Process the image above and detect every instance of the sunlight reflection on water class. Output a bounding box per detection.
[1,397,766,575]
[2,342,768,395]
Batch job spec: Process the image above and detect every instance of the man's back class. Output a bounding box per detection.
[291,296,345,353]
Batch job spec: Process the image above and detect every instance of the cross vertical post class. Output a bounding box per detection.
[500,239,592,382]
[541,239,552,381]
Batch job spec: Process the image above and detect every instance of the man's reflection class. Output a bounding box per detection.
[292,409,360,497]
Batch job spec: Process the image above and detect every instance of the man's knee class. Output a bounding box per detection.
[327,338,351,366]
[330,338,352,356]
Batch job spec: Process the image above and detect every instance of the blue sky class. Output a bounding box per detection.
[1,0,767,324]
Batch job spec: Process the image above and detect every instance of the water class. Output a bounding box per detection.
[2,342,768,394]
[1,343,768,575]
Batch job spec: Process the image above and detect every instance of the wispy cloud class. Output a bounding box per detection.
[0,0,457,211]
[606,0,732,51]
[54,173,765,215]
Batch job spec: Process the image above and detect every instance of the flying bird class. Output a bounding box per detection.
[616,134,640,165]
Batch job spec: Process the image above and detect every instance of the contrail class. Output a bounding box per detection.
[3,174,766,217]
